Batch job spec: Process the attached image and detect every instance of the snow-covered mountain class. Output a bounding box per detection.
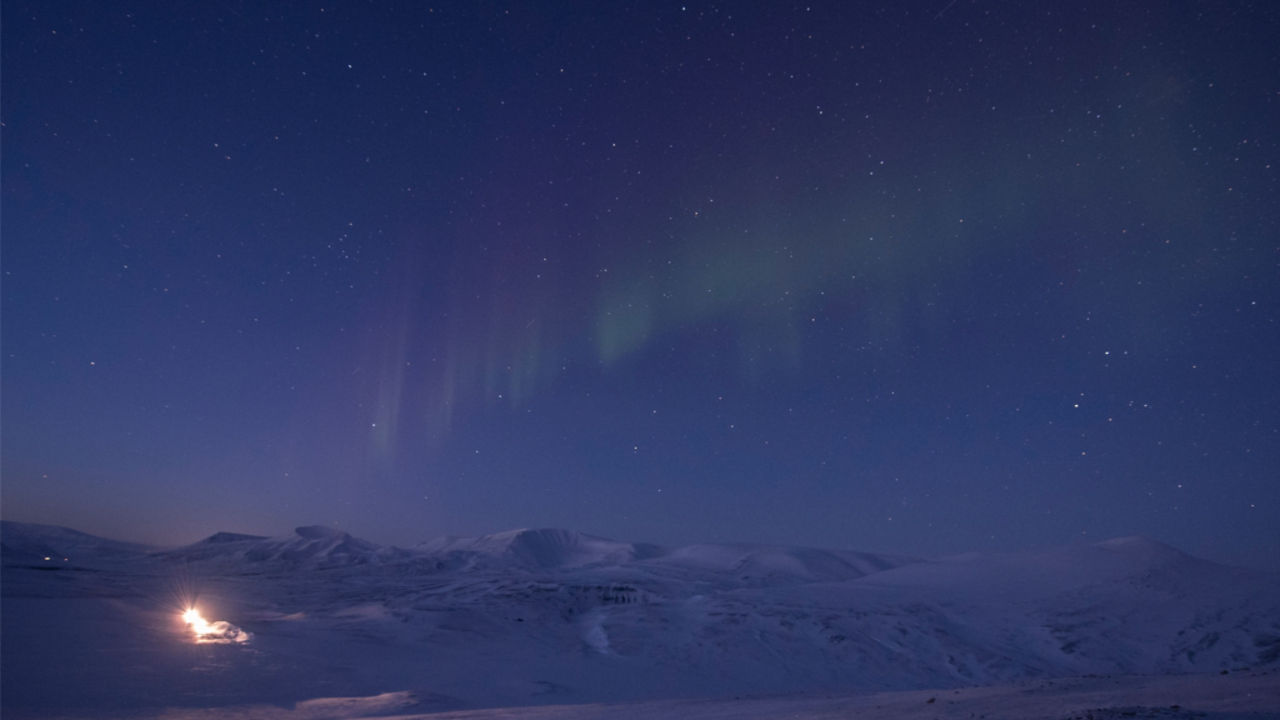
[0,520,156,566]
[416,527,665,570]
[154,525,407,567]
[647,540,917,585]
[412,527,914,582]
[2,521,1278,719]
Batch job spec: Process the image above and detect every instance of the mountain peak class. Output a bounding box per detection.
[1093,535,1185,559]
[202,531,268,544]
[294,525,349,540]
[419,527,653,569]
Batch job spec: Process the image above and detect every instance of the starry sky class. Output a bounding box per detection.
[3,2,1278,569]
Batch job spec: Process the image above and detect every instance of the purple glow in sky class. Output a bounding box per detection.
[3,2,1278,568]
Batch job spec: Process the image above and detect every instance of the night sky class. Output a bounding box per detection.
[3,2,1278,569]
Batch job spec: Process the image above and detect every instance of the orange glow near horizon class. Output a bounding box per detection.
[180,606,250,644]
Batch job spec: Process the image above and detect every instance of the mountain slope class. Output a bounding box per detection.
[416,528,660,570]
[3,522,1278,717]
[0,520,154,566]
[155,525,405,566]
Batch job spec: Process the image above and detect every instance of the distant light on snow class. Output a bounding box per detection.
[181,606,251,644]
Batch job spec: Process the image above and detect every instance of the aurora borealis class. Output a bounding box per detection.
[3,2,1277,568]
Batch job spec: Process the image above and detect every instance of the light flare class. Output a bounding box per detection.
[181,606,251,644]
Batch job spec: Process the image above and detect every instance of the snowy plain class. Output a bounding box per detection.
[2,521,1278,719]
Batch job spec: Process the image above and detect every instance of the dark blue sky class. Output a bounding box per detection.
[3,2,1278,569]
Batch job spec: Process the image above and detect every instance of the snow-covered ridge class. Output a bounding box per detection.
[152,525,407,566]
[0,520,1256,586]
[653,541,917,583]
[0,520,157,566]
[414,527,920,582]
[3,520,1279,717]
[417,527,662,569]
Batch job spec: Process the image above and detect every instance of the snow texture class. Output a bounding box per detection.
[3,521,1278,719]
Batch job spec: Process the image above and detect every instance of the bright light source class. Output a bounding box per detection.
[181,606,251,644]
[183,607,210,633]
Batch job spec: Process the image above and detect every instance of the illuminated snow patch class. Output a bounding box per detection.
[182,606,251,644]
